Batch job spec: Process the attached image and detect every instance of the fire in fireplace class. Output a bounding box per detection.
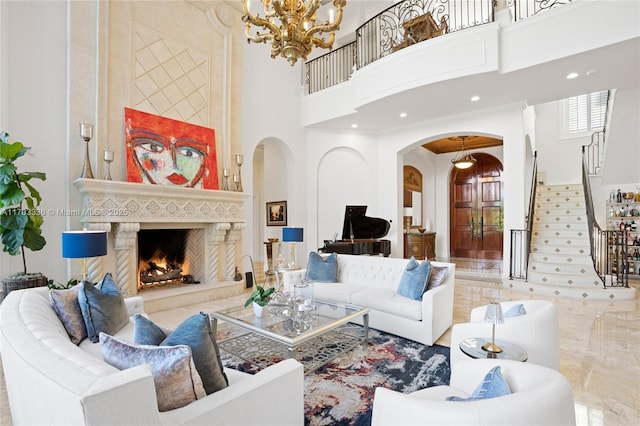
[138,229,200,288]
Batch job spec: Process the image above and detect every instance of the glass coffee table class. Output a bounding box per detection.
[211,301,369,372]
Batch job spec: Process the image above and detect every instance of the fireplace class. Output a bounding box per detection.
[74,178,247,296]
[137,229,204,289]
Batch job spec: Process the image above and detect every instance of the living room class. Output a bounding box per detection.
[1,0,639,425]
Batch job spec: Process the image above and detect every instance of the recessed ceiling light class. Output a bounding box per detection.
[399,112,407,118]
[470,95,480,102]
[351,123,358,128]
[566,72,579,79]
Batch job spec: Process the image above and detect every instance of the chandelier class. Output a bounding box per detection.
[242,0,347,66]
[451,136,476,169]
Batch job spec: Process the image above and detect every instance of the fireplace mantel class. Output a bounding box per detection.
[73,178,248,296]
[74,178,247,224]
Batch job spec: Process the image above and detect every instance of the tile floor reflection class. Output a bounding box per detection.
[1,258,638,425]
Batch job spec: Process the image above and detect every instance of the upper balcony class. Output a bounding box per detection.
[301,0,640,131]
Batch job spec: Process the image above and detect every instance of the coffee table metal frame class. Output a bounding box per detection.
[459,337,528,361]
[211,300,369,371]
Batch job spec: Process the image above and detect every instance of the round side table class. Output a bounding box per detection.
[459,337,528,361]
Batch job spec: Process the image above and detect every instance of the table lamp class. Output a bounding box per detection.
[482,301,505,353]
[282,227,303,268]
[62,230,108,283]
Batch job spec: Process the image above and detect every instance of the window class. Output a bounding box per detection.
[566,90,608,133]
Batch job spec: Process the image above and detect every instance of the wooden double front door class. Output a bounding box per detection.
[450,153,503,260]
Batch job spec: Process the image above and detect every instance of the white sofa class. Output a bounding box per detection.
[371,359,576,426]
[0,287,304,425]
[449,300,560,370]
[281,254,455,346]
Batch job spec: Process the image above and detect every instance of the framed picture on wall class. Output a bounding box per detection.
[266,201,287,226]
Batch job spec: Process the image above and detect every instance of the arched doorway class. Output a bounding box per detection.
[449,153,503,259]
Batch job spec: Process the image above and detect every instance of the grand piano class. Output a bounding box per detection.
[321,206,391,256]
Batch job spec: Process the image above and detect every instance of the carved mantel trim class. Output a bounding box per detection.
[74,178,248,224]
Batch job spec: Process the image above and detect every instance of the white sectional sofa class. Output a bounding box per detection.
[0,287,304,425]
[281,254,456,346]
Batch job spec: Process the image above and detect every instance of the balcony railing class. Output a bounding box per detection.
[305,0,574,95]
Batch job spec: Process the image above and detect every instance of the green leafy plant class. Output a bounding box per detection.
[244,285,275,307]
[0,131,47,274]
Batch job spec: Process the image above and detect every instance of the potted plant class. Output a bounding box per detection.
[0,131,47,299]
[244,285,275,317]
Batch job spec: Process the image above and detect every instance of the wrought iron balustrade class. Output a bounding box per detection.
[305,0,575,95]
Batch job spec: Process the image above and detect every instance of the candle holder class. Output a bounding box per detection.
[235,154,243,192]
[80,123,94,179]
[222,168,230,191]
[103,149,114,180]
[233,173,240,192]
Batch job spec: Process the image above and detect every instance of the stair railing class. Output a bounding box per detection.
[581,147,629,287]
[509,152,537,280]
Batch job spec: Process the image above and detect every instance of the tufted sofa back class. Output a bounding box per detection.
[336,255,410,289]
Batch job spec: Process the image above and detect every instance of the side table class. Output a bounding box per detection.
[459,337,528,361]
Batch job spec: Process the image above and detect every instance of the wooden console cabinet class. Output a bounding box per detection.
[404,232,436,260]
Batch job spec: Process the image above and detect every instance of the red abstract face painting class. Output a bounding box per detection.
[124,108,218,189]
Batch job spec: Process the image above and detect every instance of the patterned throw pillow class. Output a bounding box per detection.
[446,366,512,401]
[425,265,449,291]
[305,252,338,282]
[50,284,87,345]
[100,333,206,412]
[78,273,129,343]
[133,312,228,395]
[397,257,431,301]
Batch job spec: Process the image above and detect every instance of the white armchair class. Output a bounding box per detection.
[449,300,560,370]
[371,359,576,426]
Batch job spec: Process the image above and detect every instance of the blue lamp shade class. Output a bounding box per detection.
[282,227,303,242]
[62,231,108,258]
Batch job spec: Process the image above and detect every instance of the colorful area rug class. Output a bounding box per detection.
[219,324,451,425]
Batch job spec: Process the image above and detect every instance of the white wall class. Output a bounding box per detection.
[241,40,308,261]
[1,1,69,283]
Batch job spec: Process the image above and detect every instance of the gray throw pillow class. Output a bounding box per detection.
[133,312,228,395]
[305,252,338,282]
[100,333,206,412]
[397,257,431,301]
[425,265,448,291]
[50,284,87,345]
[78,273,129,343]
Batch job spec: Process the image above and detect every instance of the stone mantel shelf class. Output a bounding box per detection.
[74,178,249,224]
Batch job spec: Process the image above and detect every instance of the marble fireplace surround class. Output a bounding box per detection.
[74,178,247,296]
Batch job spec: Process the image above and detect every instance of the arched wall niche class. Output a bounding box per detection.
[317,147,368,246]
[252,137,293,262]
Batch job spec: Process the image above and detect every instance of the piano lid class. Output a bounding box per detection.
[341,205,390,240]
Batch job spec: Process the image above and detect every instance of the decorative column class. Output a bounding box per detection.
[225,222,245,280]
[114,223,140,296]
[85,222,112,284]
[206,222,231,283]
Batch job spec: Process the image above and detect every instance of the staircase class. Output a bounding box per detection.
[507,184,636,300]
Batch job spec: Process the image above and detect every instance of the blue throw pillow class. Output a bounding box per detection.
[133,312,228,395]
[446,366,512,401]
[504,303,526,318]
[397,257,431,301]
[305,252,338,282]
[78,273,129,343]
